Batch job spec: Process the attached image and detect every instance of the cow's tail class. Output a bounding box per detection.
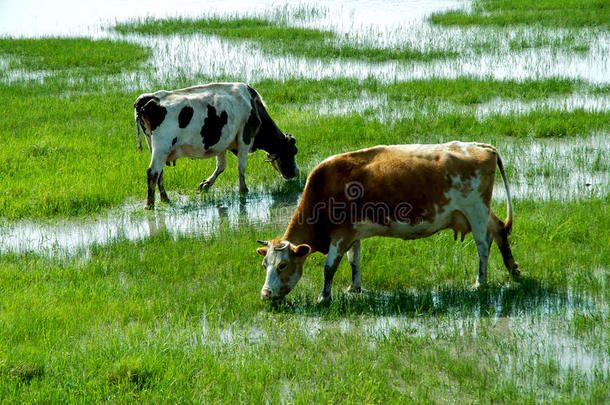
[135,108,142,151]
[134,94,156,152]
[496,152,514,234]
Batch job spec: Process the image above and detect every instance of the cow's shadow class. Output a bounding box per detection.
[268,276,589,319]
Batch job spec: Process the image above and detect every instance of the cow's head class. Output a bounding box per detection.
[256,239,311,300]
[266,133,299,179]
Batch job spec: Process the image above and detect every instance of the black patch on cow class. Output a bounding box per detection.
[141,97,167,132]
[172,137,177,146]
[134,94,153,112]
[200,105,228,149]
[243,99,261,145]
[178,106,194,128]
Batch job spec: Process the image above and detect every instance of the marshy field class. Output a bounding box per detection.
[0,0,609,402]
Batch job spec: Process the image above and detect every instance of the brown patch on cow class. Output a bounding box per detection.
[166,149,179,164]
[281,143,500,255]
[454,176,474,198]
[279,266,295,284]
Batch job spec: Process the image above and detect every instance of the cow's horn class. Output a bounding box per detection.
[257,240,269,246]
[275,241,289,250]
[265,153,279,163]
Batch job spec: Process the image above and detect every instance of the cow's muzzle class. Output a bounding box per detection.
[283,167,299,179]
[261,288,273,300]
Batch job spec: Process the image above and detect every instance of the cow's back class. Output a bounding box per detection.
[141,83,254,156]
[155,82,252,120]
[309,142,498,225]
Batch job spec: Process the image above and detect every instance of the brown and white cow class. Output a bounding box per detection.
[134,82,299,208]
[256,142,519,303]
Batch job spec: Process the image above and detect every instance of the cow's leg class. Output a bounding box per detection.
[346,240,362,293]
[474,231,493,287]
[465,208,492,286]
[318,239,346,304]
[237,141,249,194]
[199,151,227,191]
[146,152,167,209]
[157,170,170,203]
[489,213,520,278]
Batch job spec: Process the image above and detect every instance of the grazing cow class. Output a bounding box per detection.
[134,82,299,208]
[256,142,520,303]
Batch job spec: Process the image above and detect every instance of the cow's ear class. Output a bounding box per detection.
[257,247,268,256]
[292,244,311,257]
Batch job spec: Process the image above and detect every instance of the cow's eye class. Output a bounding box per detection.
[278,263,287,270]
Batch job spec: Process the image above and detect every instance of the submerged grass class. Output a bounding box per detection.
[114,16,456,62]
[431,0,610,28]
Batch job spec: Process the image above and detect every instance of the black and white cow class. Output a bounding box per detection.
[134,82,299,208]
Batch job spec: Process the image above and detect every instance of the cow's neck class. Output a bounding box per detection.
[283,220,317,253]
[282,192,327,255]
[252,112,288,155]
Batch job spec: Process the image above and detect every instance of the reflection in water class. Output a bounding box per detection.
[146,209,166,236]
[0,192,300,256]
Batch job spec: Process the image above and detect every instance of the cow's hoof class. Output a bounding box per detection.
[239,187,249,194]
[317,294,332,305]
[510,264,521,279]
[160,195,170,204]
[145,204,154,211]
[199,181,212,191]
[346,286,362,294]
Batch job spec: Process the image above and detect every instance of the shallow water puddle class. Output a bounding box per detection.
[179,285,609,381]
[2,1,609,86]
[311,93,610,122]
[0,192,299,256]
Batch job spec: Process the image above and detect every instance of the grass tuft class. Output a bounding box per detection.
[0,37,151,74]
[430,0,610,28]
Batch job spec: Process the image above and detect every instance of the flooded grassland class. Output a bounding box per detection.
[0,0,608,402]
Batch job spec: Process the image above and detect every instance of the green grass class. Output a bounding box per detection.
[431,0,610,28]
[0,38,151,74]
[0,198,608,402]
[254,76,579,106]
[114,16,456,62]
